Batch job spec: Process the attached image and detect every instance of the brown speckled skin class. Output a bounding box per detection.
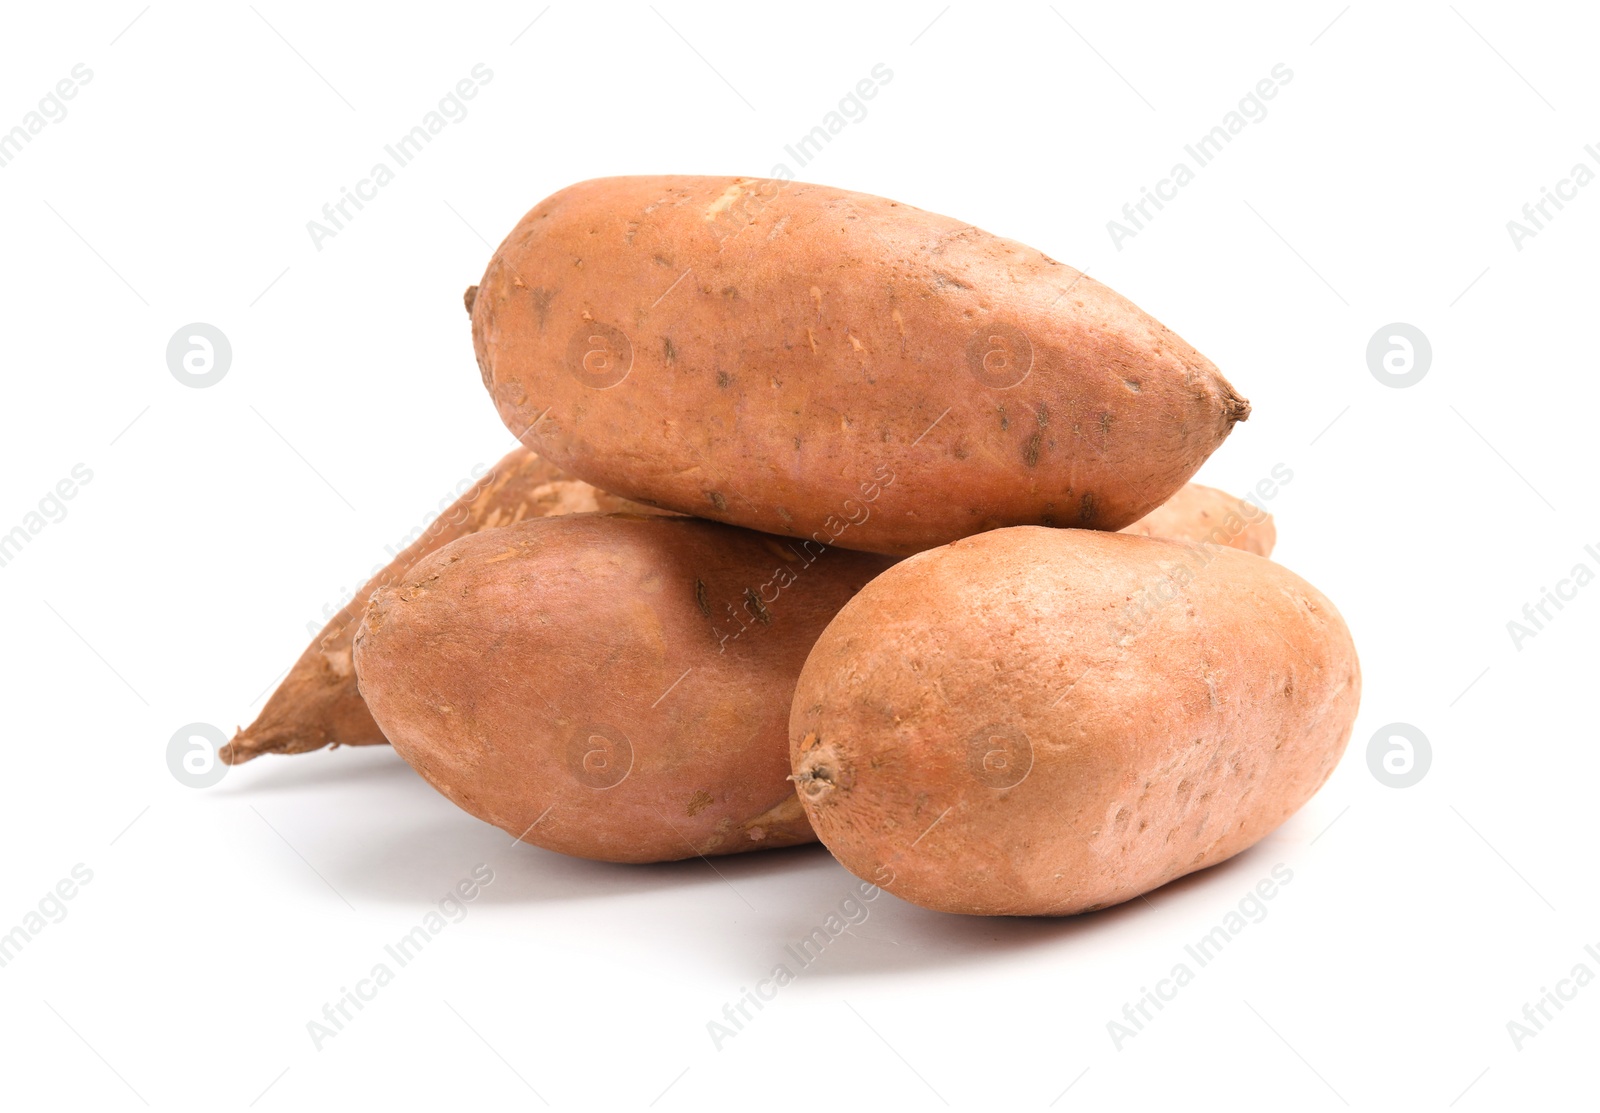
[471,176,1249,556]
[354,514,894,863]
[790,528,1359,916]
[1120,482,1276,557]
[223,446,652,764]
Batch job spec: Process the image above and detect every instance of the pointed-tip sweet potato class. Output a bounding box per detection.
[471,175,1248,556]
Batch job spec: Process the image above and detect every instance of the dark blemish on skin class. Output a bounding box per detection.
[663,337,676,364]
[999,412,1010,431]
[527,287,557,332]
[716,370,732,388]
[708,491,727,512]
[1124,378,1142,393]
[1078,492,1096,523]
[1023,431,1042,468]
[744,588,772,626]
[695,578,711,617]
[1036,402,1048,426]
[1040,514,1056,527]
[721,286,739,298]
[686,789,713,816]
[1099,412,1112,439]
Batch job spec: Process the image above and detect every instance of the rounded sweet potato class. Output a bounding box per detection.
[354,514,894,863]
[471,176,1249,556]
[223,445,651,764]
[1119,482,1276,556]
[789,527,1359,916]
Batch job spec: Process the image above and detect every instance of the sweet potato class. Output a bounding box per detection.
[789,527,1359,916]
[470,175,1249,556]
[1119,482,1275,556]
[222,446,649,764]
[353,514,894,862]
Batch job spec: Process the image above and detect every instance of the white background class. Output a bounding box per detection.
[1,2,1594,1109]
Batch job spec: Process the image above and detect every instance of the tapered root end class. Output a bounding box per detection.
[463,285,478,315]
[220,728,266,765]
[223,642,390,765]
[219,726,275,770]
[219,725,327,765]
[1216,371,1251,425]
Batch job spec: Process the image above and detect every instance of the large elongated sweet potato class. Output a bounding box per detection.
[471,176,1249,556]
[223,446,648,764]
[353,514,894,862]
[790,527,1359,916]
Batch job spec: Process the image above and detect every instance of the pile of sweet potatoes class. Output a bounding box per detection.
[234,177,1358,917]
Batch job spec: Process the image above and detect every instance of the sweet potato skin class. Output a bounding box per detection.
[790,528,1359,916]
[1120,482,1276,556]
[222,446,649,764]
[353,514,894,863]
[471,176,1249,556]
